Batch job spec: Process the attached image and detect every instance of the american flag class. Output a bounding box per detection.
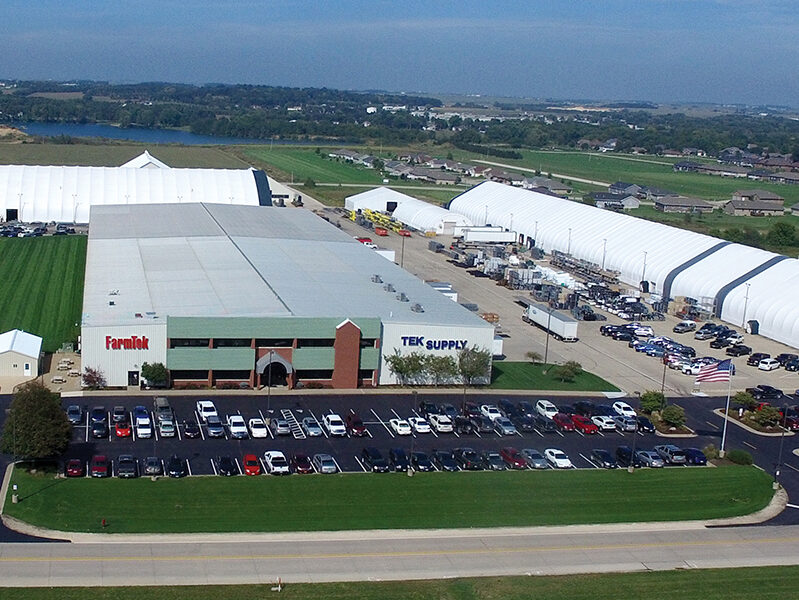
[695,359,733,383]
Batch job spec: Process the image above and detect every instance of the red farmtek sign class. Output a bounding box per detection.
[106,335,149,350]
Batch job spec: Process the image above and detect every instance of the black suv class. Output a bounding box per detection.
[117,455,138,478]
[726,344,751,357]
[361,447,390,473]
[748,352,770,366]
[616,446,642,468]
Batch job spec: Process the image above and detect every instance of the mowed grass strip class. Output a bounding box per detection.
[2,567,797,600]
[6,466,772,534]
[244,147,385,183]
[490,361,620,392]
[0,236,86,352]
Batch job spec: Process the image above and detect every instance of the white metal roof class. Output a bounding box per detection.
[120,151,170,169]
[0,164,266,223]
[449,181,799,349]
[346,187,472,233]
[83,203,492,332]
[0,329,42,358]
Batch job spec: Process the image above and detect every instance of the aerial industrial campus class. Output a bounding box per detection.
[1,1,799,597]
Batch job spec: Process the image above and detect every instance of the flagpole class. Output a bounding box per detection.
[719,359,733,458]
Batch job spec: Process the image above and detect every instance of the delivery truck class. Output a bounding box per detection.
[522,302,579,342]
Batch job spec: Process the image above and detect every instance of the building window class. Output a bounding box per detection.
[358,369,374,380]
[255,338,293,347]
[213,338,251,348]
[295,369,333,380]
[296,338,335,348]
[360,338,377,348]
[170,338,210,348]
[170,370,208,380]
[214,370,250,380]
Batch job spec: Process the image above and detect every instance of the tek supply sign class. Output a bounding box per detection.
[106,335,150,350]
[401,336,468,351]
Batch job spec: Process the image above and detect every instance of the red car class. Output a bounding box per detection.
[89,455,110,478]
[552,412,575,432]
[290,453,314,474]
[571,414,599,434]
[500,447,527,469]
[242,454,261,476]
[115,420,132,438]
[346,413,367,437]
[65,458,85,477]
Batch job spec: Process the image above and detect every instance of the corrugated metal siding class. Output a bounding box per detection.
[81,323,167,387]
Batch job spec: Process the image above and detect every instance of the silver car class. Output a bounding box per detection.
[493,417,518,436]
[270,418,291,436]
[312,453,338,474]
[302,417,323,437]
[613,415,638,432]
[636,450,664,468]
[521,448,547,469]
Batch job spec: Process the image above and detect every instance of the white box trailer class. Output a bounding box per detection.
[522,302,579,342]
[461,227,517,243]
[492,336,504,358]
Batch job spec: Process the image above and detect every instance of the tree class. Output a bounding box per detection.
[732,391,757,411]
[767,222,796,247]
[661,404,686,428]
[639,390,666,414]
[457,346,492,386]
[141,362,168,388]
[372,158,384,171]
[525,350,542,364]
[82,366,107,390]
[425,355,458,386]
[550,360,582,382]
[303,177,316,188]
[752,405,780,427]
[385,350,426,386]
[0,381,71,459]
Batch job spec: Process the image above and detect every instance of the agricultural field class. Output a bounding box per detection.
[243,147,385,184]
[0,236,86,353]
[0,143,248,168]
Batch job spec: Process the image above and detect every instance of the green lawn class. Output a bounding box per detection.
[2,567,796,600]
[6,465,772,533]
[0,143,248,168]
[0,236,86,352]
[490,361,620,392]
[244,147,386,184]
[630,204,799,232]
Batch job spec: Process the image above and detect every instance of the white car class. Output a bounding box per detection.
[682,362,702,375]
[633,325,654,337]
[408,416,431,434]
[389,418,412,435]
[726,332,745,345]
[612,401,636,417]
[480,404,503,421]
[429,414,454,433]
[759,358,781,371]
[544,448,573,469]
[227,415,249,439]
[322,413,347,437]
[248,418,268,438]
[196,400,217,423]
[135,416,152,439]
[535,399,559,420]
[263,451,290,475]
[591,415,617,431]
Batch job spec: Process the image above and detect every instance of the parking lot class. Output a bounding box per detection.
[58,392,796,486]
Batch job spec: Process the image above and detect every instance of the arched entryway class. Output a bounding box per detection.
[256,352,293,388]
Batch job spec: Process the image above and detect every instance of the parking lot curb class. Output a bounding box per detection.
[711,409,796,437]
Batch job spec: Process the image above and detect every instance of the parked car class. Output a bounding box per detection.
[544,448,573,469]
[710,337,732,349]
[411,451,434,472]
[498,399,519,419]
[573,401,597,417]
[263,451,290,475]
[65,458,85,477]
[454,447,483,470]
[227,415,249,439]
[112,405,127,423]
[616,446,642,468]
[612,401,636,417]
[408,416,431,434]
[89,455,110,478]
[115,420,132,438]
[747,352,770,366]
[480,404,503,421]
[389,418,412,435]
[613,415,638,433]
[673,321,696,333]
[271,418,291,436]
[571,414,599,434]
[746,385,784,400]
[682,448,708,465]
[206,415,225,438]
[494,416,518,436]
[429,413,454,433]
[521,448,548,469]
[243,454,262,475]
[346,413,367,436]
[552,412,575,432]
[776,353,799,366]
[759,358,781,371]
[195,400,217,422]
[500,447,526,469]
[216,456,238,476]
[361,447,390,473]
[591,415,617,431]
[785,358,799,372]
[91,420,109,439]
[655,444,688,465]
[290,453,313,474]
[482,450,506,471]
[301,417,323,437]
[388,448,410,471]
[166,455,188,478]
[66,405,82,424]
[462,402,482,418]
[636,415,656,433]
[636,450,664,468]
[322,413,347,437]
[431,449,459,471]
[726,345,751,357]
[143,456,163,476]
[248,418,268,439]
[312,453,338,474]
[454,415,476,434]
[535,399,559,419]
[158,420,176,438]
[470,415,494,433]
[183,420,201,439]
[438,403,459,420]
[517,400,537,418]
[591,449,617,469]
[533,414,557,433]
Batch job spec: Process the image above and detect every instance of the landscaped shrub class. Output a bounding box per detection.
[726,449,753,465]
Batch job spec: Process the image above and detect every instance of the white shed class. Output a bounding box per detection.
[0,329,41,377]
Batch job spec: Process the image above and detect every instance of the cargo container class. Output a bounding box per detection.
[522,302,579,342]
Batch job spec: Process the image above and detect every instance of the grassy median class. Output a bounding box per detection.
[490,361,621,392]
[5,465,772,534]
[2,566,797,599]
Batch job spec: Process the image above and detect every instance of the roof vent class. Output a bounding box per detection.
[396,292,409,302]
[371,274,383,283]
[108,301,115,306]
[383,283,395,292]
[411,303,424,313]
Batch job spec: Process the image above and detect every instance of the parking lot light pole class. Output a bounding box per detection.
[601,238,607,270]
[629,391,640,473]
[775,415,787,489]
[741,283,751,329]
[409,391,417,476]
[266,350,274,413]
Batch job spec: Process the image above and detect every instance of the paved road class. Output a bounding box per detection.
[473,158,611,187]
[1,523,798,586]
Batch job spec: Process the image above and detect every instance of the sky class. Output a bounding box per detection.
[2,0,798,106]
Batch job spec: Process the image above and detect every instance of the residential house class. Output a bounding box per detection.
[661,149,683,157]
[630,147,648,154]
[591,192,640,210]
[609,181,642,196]
[427,158,448,169]
[723,200,785,216]
[399,152,431,164]
[768,172,799,184]
[673,161,701,173]
[490,171,525,186]
[641,186,675,202]
[682,148,707,157]
[328,148,360,161]
[425,170,459,185]
[732,189,785,204]
[523,176,571,195]
[599,138,618,152]
[654,195,714,213]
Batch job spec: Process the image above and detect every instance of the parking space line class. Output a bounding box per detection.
[785,463,799,473]
[597,431,605,437]
[579,453,598,468]
[210,459,217,476]
[705,420,720,429]
[331,456,344,474]
[474,430,482,438]
[152,412,159,441]
[353,456,367,472]
[186,460,193,477]
[556,430,564,438]
[515,430,524,437]
[370,409,395,438]
[259,409,274,439]
[234,458,242,475]
[309,410,328,438]
[196,412,206,441]
[175,421,181,441]
[743,441,757,450]
[259,457,268,475]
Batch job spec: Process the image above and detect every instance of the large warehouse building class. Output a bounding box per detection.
[450,181,799,349]
[81,203,494,389]
[0,152,272,223]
